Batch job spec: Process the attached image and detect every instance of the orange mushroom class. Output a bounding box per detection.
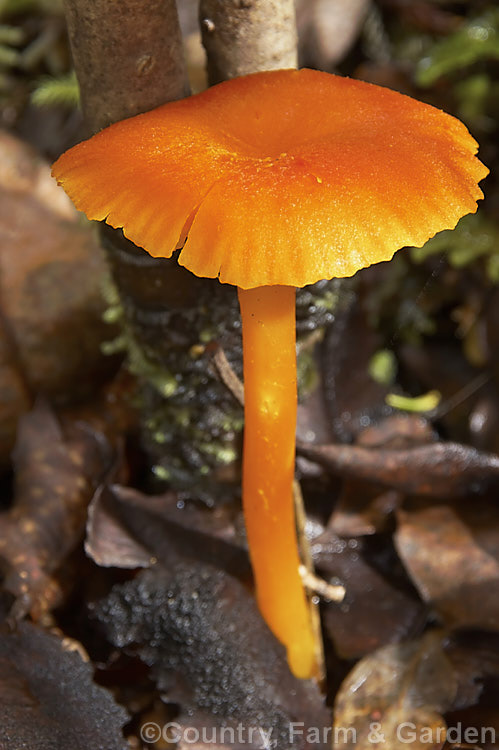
[52,68,488,679]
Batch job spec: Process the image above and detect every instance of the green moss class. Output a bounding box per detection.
[100,335,127,356]
[365,253,437,344]
[0,23,23,76]
[151,464,170,482]
[296,345,319,396]
[31,70,79,109]
[199,442,237,464]
[0,0,63,16]
[416,10,499,87]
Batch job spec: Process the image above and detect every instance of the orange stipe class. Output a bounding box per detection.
[238,285,316,678]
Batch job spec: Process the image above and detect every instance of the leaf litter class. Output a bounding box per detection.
[0,620,129,750]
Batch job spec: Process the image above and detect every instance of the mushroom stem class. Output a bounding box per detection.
[237,284,317,679]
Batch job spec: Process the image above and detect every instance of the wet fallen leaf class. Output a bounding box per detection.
[0,402,112,619]
[468,393,499,454]
[395,502,499,630]
[398,341,493,448]
[328,414,433,536]
[0,620,128,750]
[298,440,499,497]
[313,531,425,659]
[328,482,401,537]
[86,484,250,578]
[95,564,331,749]
[444,630,499,710]
[333,632,457,750]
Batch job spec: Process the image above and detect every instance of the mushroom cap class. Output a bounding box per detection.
[52,69,488,289]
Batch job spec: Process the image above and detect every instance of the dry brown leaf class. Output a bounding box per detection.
[0,130,117,461]
[298,440,499,497]
[85,483,249,577]
[327,414,433,535]
[314,530,425,659]
[333,633,457,750]
[0,402,112,619]
[395,503,499,629]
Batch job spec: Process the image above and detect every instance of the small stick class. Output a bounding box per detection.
[212,346,245,406]
[293,480,325,683]
[299,566,346,604]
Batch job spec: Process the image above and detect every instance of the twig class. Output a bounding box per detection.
[293,480,325,683]
[212,346,245,406]
[299,566,346,604]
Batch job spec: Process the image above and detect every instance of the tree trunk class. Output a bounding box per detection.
[63,0,189,133]
[200,0,297,84]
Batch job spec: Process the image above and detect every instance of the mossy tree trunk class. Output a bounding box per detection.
[62,0,245,500]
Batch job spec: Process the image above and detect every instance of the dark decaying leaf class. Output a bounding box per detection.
[86,484,250,578]
[313,531,425,659]
[298,440,499,497]
[95,564,331,749]
[0,402,112,619]
[395,502,499,630]
[86,486,153,569]
[0,620,128,750]
[327,414,433,536]
[320,293,390,444]
[444,630,499,710]
[333,632,457,750]
[328,481,402,537]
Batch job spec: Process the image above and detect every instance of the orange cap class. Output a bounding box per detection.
[53,68,488,289]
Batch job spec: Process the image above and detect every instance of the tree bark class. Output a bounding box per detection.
[199,0,297,84]
[63,0,189,133]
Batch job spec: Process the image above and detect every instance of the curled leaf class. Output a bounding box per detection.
[298,440,499,497]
